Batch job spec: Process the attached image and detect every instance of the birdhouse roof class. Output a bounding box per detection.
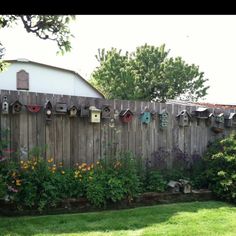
[10,100,22,106]
[176,109,191,118]
[68,105,78,110]
[225,112,236,120]
[44,100,52,108]
[89,106,101,112]
[216,113,224,117]
[159,109,168,115]
[102,104,110,109]
[209,112,215,118]
[119,109,133,117]
[196,107,208,112]
[228,112,236,120]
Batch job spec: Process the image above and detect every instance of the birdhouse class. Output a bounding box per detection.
[80,105,90,117]
[225,112,236,128]
[215,113,224,123]
[206,112,214,126]
[211,113,224,133]
[119,109,134,123]
[101,105,111,119]
[176,110,191,127]
[167,180,180,193]
[26,105,41,113]
[179,179,192,194]
[44,100,53,121]
[89,106,101,123]
[11,100,23,114]
[140,111,151,124]
[159,110,168,128]
[1,96,9,114]
[68,105,78,118]
[194,107,210,119]
[55,102,67,114]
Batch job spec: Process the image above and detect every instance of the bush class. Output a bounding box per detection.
[203,133,236,202]
[0,174,6,198]
[86,151,141,207]
[145,170,167,192]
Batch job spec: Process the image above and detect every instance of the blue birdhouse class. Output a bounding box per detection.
[140,111,151,124]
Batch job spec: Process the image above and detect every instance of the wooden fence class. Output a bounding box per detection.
[0,90,235,169]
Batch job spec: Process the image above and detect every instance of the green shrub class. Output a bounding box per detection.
[86,151,141,207]
[145,170,167,192]
[203,133,236,202]
[0,174,6,198]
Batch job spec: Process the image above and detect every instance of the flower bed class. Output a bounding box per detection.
[0,189,213,216]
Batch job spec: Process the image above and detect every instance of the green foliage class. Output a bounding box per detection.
[0,15,76,71]
[203,133,236,202]
[86,173,107,208]
[91,44,209,102]
[145,170,167,192]
[0,174,6,198]
[86,152,141,207]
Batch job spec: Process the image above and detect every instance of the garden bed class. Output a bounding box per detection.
[0,189,214,216]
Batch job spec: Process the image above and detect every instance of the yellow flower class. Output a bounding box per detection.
[16,179,22,186]
[96,161,100,165]
[47,158,53,163]
[91,163,94,169]
[61,171,65,175]
[20,160,24,164]
[87,166,91,171]
[12,172,16,177]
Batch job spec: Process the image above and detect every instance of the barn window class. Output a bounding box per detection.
[16,70,29,90]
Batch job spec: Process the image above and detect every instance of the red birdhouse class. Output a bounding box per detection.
[119,109,133,123]
[26,105,41,113]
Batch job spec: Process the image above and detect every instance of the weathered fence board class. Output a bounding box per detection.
[1,89,235,169]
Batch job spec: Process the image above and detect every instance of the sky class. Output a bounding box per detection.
[0,15,236,104]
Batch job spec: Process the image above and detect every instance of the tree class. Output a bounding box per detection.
[0,15,76,71]
[90,44,209,102]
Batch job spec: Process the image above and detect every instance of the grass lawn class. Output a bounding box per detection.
[0,201,236,236]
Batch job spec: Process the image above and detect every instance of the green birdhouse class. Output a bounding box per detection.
[159,110,168,128]
[140,111,151,124]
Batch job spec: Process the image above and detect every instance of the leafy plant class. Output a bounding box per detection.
[0,174,6,198]
[203,133,236,202]
[145,170,167,192]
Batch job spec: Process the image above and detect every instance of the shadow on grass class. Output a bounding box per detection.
[0,201,235,235]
